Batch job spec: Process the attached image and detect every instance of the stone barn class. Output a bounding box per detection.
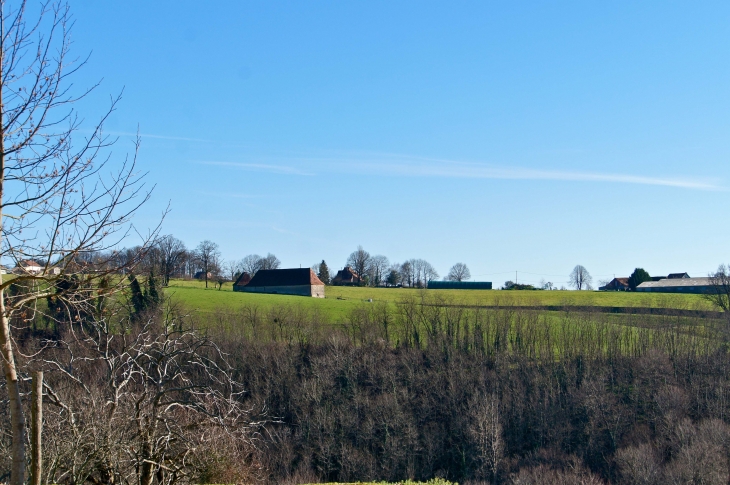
[233,268,325,298]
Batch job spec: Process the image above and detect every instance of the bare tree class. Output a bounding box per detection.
[423,260,439,285]
[400,260,414,287]
[156,235,187,286]
[447,263,471,282]
[410,258,438,287]
[704,264,730,313]
[259,252,281,271]
[569,265,593,290]
[368,255,389,287]
[38,303,262,484]
[194,241,220,288]
[240,254,262,276]
[226,259,242,282]
[346,246,370,286]
[0,3,160,483]
[468,392,504,484]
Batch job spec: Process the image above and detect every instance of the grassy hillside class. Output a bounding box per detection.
[166,279,714,323]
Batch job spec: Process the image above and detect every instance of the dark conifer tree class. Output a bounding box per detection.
[147,269,160,306]
[128,275,147,319]
[628,267,651,291]
[318,260,331,285]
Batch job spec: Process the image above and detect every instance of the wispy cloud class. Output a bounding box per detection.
[300,153,721,191]
[192,151,722,191]
[196,160,314,176]
[333,158,721,190]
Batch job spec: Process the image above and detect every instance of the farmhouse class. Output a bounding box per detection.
[13,260,60,275]
[14,260,43,274]
[667,272,690,279]
[233,268,325,298]
[636,277,713,294]
[598,278,630,291]
[332,266,360,286]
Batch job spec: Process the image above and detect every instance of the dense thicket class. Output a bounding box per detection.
[207,297,730,484]
[220,342,730,484]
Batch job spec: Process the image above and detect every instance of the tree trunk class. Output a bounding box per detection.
[31,371,43,485]
[0,310,26,485]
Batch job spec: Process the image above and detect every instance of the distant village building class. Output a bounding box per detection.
[13,260,60,275]
[233,268,325,298]
[667,273,690,279]
[427,281,493,290]
[14,260,43,275]
[636,277,713,294]
[332,266,360,286]
[598,278,630,291]
[599,273,692,291]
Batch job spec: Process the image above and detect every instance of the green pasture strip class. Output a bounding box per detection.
[166,279,714,319]
[168,279,721,359]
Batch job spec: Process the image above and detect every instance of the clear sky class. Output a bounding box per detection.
[68,1,730,287]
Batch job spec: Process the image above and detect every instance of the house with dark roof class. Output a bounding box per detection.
[233,268,325,298]
[599,277,630,291]
[667,272,690,279]
[332,266,360,286]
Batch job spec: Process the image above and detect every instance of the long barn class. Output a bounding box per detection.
[636,277,714,294]
[233,268,325,298]
[427,280,492,290]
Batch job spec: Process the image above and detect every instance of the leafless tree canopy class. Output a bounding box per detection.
[346,245,370,285]
[240,254,263,276]
[155,235,187,286]
[447,262,471,282]
[367,255,389,287]
[0,2,160,483]
[27,298,263,485]
[569,264,593,290]
[259,252,280,271]
[705,264,730,314]
[193,240,220,288]
[400,258,438,287]
[239,253,279,277]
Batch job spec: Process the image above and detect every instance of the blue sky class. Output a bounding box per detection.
[69,1,729,287]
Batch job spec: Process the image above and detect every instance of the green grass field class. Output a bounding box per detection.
[166,279,714,323]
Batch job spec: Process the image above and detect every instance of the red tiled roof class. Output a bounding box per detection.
[245,268,324,287]
[234,272,252,287]
[333,266,358,283]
